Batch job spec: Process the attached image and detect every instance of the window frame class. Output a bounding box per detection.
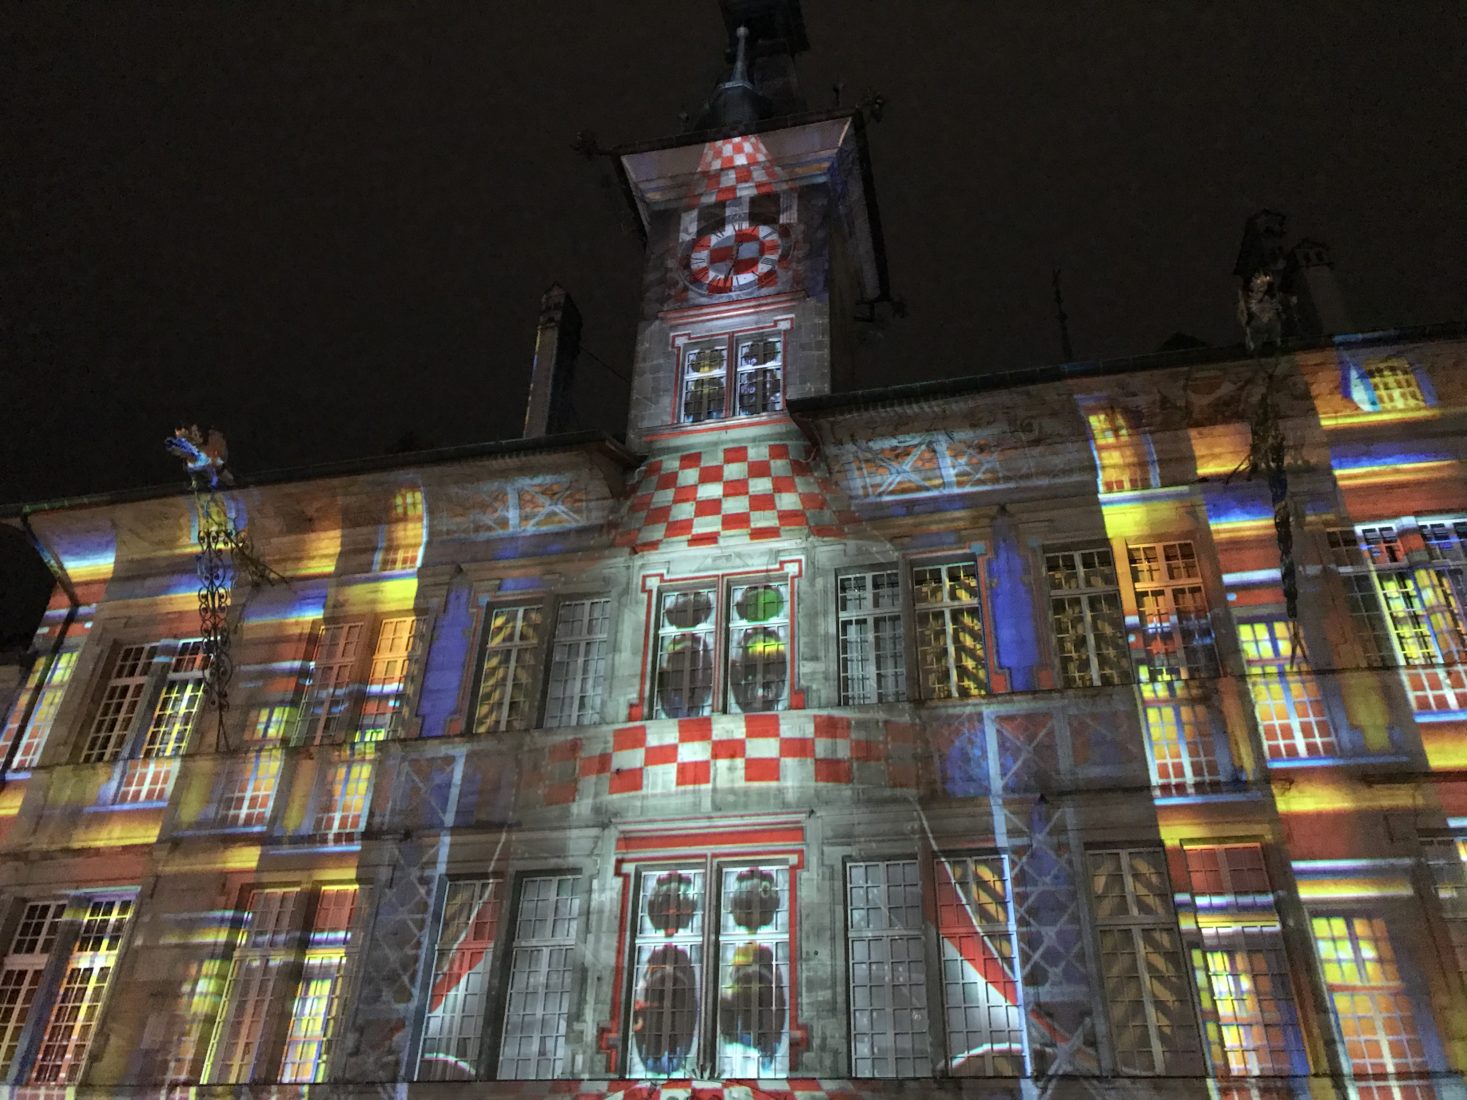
[469,591,615,735]
[413,875,503,1082]
[0,890,138,1087]
[909,557,989,702]
[0,646,80,774]
[670,320,791,428]
[619,855,797,1080]
[200,882,365,1087]
[646,568,796,721]
[835,565,908,706]
[496,870,585,1081]
[1043,543,1131,689]
[1085,845,1205,1077]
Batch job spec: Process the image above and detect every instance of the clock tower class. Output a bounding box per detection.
[614,0,887,451]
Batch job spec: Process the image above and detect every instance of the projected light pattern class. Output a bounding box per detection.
[3,269,1465,1100]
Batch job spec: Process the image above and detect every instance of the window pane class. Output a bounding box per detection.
[846,860,929,1078]
[0,902,66,1072]
[682,342,727,424]
[838,570,906,705]
[0,650,77,772]
[727,582,789,714]
[654,589,716,719]
[81,643,160,763]
[298,624,364,746]
[734,334,783,417]
[627,868,705,1078]
[544,598,610,728]
[418,879,500,1081]
[1088,848,1202,1076]
[912,563,986,700]
[937,856,1026,1076]
[500,875,581,1079]
[31,897,134,1084]
[476,606,544,733]
[717,864,790,1077]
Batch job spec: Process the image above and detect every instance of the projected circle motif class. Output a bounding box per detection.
[685,222,782,294]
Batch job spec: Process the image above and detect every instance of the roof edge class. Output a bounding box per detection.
[2,432,640,521]
[789,320,1467,417]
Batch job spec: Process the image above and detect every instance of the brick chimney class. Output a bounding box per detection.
[523,284,583,438]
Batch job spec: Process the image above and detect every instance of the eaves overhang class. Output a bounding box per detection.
[788,321,1467,420]
[0,432,641,523]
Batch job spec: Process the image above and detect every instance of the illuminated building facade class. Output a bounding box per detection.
[3,4,1467,1097]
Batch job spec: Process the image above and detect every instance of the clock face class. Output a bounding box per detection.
[683,221,784,295]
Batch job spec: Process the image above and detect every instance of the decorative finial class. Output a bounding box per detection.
[730,25,752,87]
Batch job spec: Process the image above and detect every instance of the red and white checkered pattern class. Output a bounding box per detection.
[479,1080,880,1099]
[525,716,924,807]
[689,135,786,207]
[614,442,858,552]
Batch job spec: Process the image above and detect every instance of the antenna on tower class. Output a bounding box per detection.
[1052,267,1075,362]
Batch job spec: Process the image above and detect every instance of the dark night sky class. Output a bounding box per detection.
[3,2,1464,637]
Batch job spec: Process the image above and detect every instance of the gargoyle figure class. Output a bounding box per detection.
[164,425,233,490]
[1237,271,1284,353]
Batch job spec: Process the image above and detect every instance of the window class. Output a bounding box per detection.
[1140,684,1222,794]
[679,331,784,425]
[202,884,361,1085]
[1422,837,1467,978]
[544,598,611,728]
[1046,546,1129,687]
[215,677,304,831]
[475,606,544,733]
[912,561,986,700]
[652,578,790,719]
[294,618,419,838]
[934,856,1026,1077]
[1237,620,1335,759]
[1311,915,1430,1099]
[417,879,501,1081]
[837,569,906,705]
[116,639,209,804]
[0,649,77,772]
[314,757,374,839]
[1329,523,1467,711]
[296,624,364,746]
[844,855,1027,1079]
[1127,542,1219,683]
[1088,847,1203,1075]
[500,874,581,1079]
[294,616,420,746]
[79,642,160,763]
[847,859,929,1077]
[0,894,135,1085]
[1182,844,1305,1078]
[217,748,283,829]
[624,861,791,1078]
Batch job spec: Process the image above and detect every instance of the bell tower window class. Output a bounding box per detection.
[676,325,789,426]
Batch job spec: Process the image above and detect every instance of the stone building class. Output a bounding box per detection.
[3,3,1467,1097]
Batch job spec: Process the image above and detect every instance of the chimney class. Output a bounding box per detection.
[523,284,582,438]
[1286,239,1352,337]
